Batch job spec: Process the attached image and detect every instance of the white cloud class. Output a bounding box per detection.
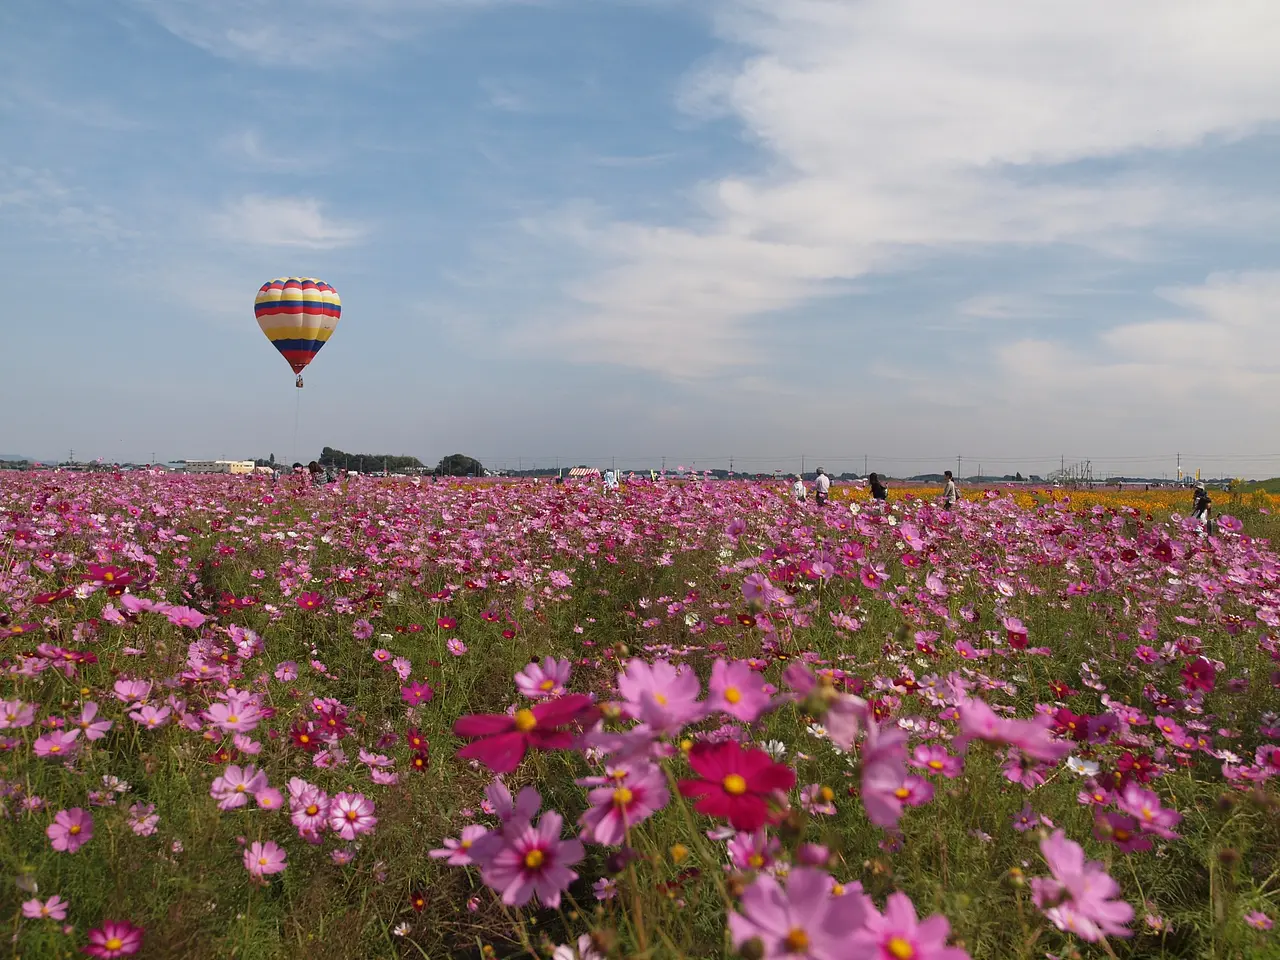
[544,0,1280,375]
[211,195,367,248]
[0,165,129,244]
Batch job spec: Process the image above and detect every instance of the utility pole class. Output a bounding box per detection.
[729,455,734,475]
[1176,452,1181,483]
[801,454,806,476]
[957,455,962,479]
[864,454,868,477]
[661,456,665,473]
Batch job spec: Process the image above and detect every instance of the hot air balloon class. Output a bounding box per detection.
[254,278,341,387]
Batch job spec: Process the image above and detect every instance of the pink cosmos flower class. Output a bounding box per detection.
[352,618,374,640]
[255,787,285,811]
[113,679,151,706]
[454,694,594,773]
[329,792,377,840]
[708,659,772,723]
[164,605,207,629]
[1093,812,1151,852]
[474,810,584,908]
[447,638,468,656]
[616,658,705,734]
[483,778,542,825]
[289,784,330,837]
[728,829,782,871]
[430,824,491,865]
[274,661,299,682]
[1032,829,1133,942]
[0,699,35,729]
[728,867,868,959]
[957,698,1069,762]
[210,764,269,811]
[861,722,909,829]
[1244,911,1273,931]
[205,695,262,734]
[849,891,970,960]
[22,895,69,920]
[1117,783,1182,840]
[515,657,573,700]
[244,840,288,878]
[911,744,963,778]
[578,761,669,845]
[34,729,81,759]
[83,920,144,958]
[127,803,159,837]
[47,807,94,853]
[129,704,171,729]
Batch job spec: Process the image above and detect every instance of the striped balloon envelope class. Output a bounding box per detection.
[254,278,341,377]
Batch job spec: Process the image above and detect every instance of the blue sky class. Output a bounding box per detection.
[4,0,1280,479]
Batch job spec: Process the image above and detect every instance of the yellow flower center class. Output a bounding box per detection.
[1114,828,1131,842]
[819,786,834,802]
[894,787,910,800]
[722,774,748,795]
[235,784,247,793]
[653,693,668,706]
[69,825,81,835]
[226,715,239,724]
[346,810,358,821]
[784,928,810,952]
[461,838,473,850]
[105,938,124,951]
[927,760,944,771]
[748,854,764,868]
[305,804,319,816]
[299,734,310,744]
[513,709,537,733]
[831,883,846,896]
[613,787,634,806]
[539,679,555,691]
[724,687,742,704]
[258,857,269,866]
[887,937,915,959]
[49,745,61,753]
[524,849,545,870]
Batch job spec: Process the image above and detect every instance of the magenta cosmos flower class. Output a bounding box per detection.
[1117,783,1182,840]
[577,761,669,845]
[454,693,594,774]
[401,681,434,706]
[329,792,377,840]
[474,810,584,908]
[678,741,796,832]
[708,659,772,723]
[728,867,867,960]
[83,920,144,958]
[244,840,288,879]
[849,891,971,959]
[47,807,93,853]
[515,656,573,700]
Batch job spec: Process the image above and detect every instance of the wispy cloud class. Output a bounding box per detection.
[129,0,516,66]
[210,195,368,248]
[0,165,130,244]
[218,130,322,172]
[543,0,1280,377]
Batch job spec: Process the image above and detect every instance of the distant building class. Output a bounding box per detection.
[567,467,601,479]
[182,460,257,475]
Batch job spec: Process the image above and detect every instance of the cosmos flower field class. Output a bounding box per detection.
[2,473,1278,960]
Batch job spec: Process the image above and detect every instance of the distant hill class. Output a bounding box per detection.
[1242,478,1280,493]
[0,454,32,461]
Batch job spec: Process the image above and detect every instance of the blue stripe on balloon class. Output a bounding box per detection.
[272,338,328,354]
[255,301,341,315]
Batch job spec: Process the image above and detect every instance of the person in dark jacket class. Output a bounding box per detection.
[1192,482,1211,525]
[869,472,888,501]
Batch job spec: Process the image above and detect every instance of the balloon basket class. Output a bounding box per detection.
[295,376,304,389]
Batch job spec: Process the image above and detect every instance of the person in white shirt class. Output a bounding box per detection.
[814,467,831,505]
[942,470,958,509]
[603,469,618,493]
[792,475,807,502]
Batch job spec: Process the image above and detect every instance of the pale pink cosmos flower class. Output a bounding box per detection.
[329,792,377,840]
[289,784,330,837]
[47,807,94,853]
[430,824,491,865]
[353,619,374,640]
[112,679,151,706]
[255,787,285,811]
[204,692,262,734]
[515,657,573,700]
[1032,829,1133,942]
[727,829,781,872]
[210,765,269,811]
[129,705,171,729]
[484,779,542,825]
[849,891,970,959]
[1244,910,1273,931]
[616,658,705,734]
[446,638,468,656]
[861,722,909,829]
[34,729,81,759]
[708,659,772,723]
[0,699,35,729]
[22,895,69,920]
[911,745,963,778]
[244,840,288,878]
[127,803,159,837]
[274,661,298,682]
[728,867,868,959]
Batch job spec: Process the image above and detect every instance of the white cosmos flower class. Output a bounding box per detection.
[1066,756,1099,777]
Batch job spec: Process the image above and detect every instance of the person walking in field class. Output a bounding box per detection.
[792,475,807,503]
[603,468,619,493]
[942,470,958,509]
[1192,482,1211,531]
[869,472,888,502]
[814,467,830,505]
